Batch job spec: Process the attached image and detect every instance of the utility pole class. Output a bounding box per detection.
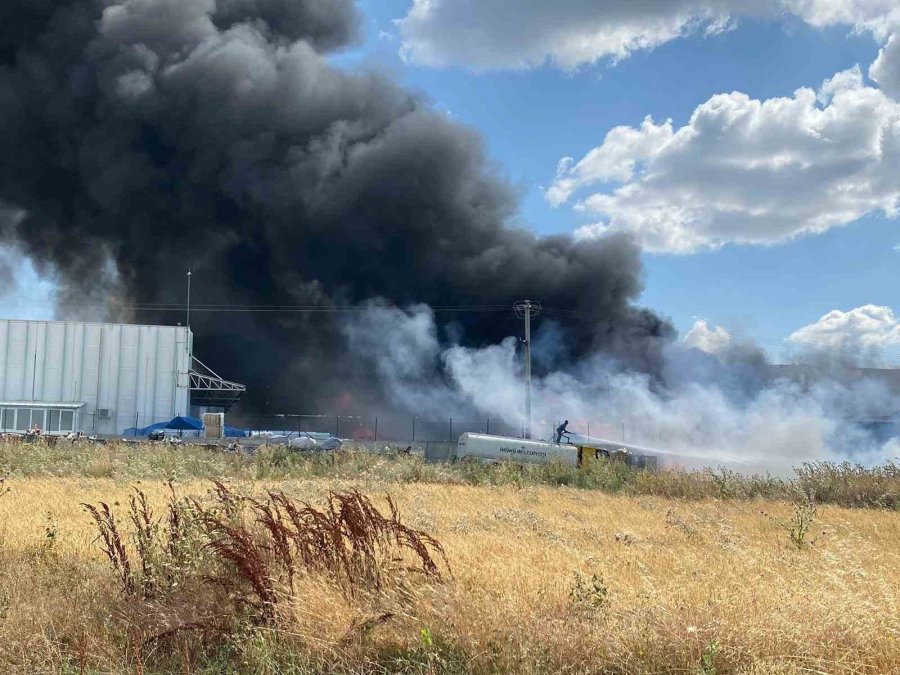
[606,374,612,419]
[514,300,541,439]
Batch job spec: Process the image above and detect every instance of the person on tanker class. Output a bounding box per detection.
[556,420,569,444]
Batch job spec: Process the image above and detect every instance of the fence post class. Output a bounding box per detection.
[449,418,453,442]
[374,417,378,442]
[335,416,339,438]
[134,413,139,438]
[486,418,490,435]
[412,416,417,442]
[587,421,590,438]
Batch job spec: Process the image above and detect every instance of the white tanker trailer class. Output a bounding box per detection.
[456,433,579,466]
[455,432,658,469]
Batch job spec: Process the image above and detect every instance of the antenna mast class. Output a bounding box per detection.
[186,269,192,329]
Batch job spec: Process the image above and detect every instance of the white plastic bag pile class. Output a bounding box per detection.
[288,435,342,452]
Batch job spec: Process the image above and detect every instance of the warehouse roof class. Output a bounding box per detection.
[0,401,86,409]
[0,318,193,331]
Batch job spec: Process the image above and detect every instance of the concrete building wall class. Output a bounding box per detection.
[0,320,192,434]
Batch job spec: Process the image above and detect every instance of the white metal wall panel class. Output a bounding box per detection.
[0,320,192,434]
[0,322,8,400]
[43,322,66,402]
[6,321,29,401]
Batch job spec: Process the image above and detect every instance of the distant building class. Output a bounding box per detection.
[0,319,244,435]
[770,363,900,441]
[856,414,900,444]
[769,363,900,393]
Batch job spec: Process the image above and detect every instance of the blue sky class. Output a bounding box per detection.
[333,1,895,347]
[6,0,900,357]
[0,258,54,322]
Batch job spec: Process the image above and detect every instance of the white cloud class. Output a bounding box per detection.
[871,32,900,99]
[398,0,733,71]
[788,305,900,350]
[552,67,900,252]
[398,2,900,254]
[546,116,674,206]
[681,319,732,355]
[397,0,900,72]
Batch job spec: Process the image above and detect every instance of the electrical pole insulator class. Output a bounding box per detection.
[513,300,541,439]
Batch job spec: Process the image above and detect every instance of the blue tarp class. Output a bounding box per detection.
[124,416,249,438]
[167,416,203,431]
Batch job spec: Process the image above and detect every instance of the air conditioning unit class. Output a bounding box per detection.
[96,409,111,420]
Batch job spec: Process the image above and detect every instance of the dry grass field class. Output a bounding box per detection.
[1,443,900,673]
[0,468,900,673]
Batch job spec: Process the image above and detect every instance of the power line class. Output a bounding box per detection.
[4,298,900,365]
[540,305,900,365]
[0,301,514,313]
[681,329,900,364]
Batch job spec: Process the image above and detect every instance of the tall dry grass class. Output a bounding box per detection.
[3,437,900,509]
[1,473,900,673]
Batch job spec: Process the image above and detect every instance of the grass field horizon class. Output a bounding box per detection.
[1,440,900,673]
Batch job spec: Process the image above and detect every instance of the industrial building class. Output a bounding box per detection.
[0,319,244,435]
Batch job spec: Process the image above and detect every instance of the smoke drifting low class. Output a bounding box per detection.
[350,305,900,471]
[0,0,669,412]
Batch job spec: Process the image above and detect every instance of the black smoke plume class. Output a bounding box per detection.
[0,0,671,414]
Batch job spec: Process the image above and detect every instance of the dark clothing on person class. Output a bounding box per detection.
[556,420,569,443]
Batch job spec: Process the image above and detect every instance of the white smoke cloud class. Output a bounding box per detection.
[789,305,900,351]
[351,302,899,472]
[340,301,464,417]
[397,0,900,72]
[446,332,895,472]
[552,67,900,252]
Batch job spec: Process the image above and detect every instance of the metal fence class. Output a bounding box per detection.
[108,406,671,449]
[221,413,664,447]
[224,414,527,443]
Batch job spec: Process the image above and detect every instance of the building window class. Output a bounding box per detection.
[31,409,46,431]
[0,409,11,430]
[60,410,74,432]
[49,410,61,432]
[15,409,30,431]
